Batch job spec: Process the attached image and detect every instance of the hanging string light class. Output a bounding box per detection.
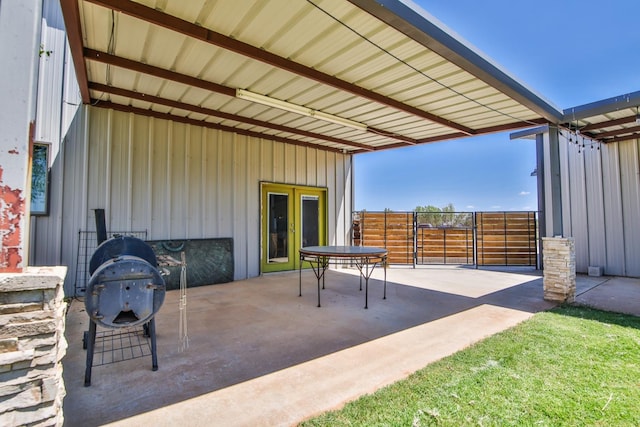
[561,123,602,154]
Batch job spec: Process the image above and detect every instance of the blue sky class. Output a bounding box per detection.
[355,0,640,212]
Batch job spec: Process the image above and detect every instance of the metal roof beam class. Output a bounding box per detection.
[85,0,475,135]
[510,125,551,140]
[602,132,640,144]
[88,82,375,151]
[591,125,640,139]
[579,116,637,132]
[84,49,417,147]
[563,90,640,121]
[84,48,236,97]
[355,118,548,152]
[60,0,90,103]
[91,100,346,154]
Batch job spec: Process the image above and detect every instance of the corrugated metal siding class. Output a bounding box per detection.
[34,106,352,294]
[35,0,67,148]
[601,143,625,275]
[31,0,81,269]
[557,130,640,277]
[35,106,90,280]
[619,140,640,277]
[583,145,606,270]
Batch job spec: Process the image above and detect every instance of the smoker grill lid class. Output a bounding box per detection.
[85,255,166,329]
[89,235,158,275]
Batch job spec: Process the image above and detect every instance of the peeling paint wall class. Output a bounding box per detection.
[0,165,26,271]
[0,0,43,271]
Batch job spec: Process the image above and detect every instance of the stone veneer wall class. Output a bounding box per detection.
[542,237,576,302]
[0,267,67,427]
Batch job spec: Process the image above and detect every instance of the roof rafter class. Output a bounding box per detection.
[600,132,640,144]
[85,0,476,135]
[59,0,90,103]
[589,125,640,139]
[579,116,637,132]
[351,118,548,154]
[88,82,375,151]
[92,100,346,153]
[84,48,419,147]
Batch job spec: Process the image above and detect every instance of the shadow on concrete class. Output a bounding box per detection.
[62,267,552,426]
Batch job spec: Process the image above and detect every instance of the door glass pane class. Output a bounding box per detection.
[301,195,319,247]
[268,193,289,263]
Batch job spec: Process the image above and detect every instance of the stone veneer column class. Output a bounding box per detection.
[0,267,67,427]
[542,237,576,302]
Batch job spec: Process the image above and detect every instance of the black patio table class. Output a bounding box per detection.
[298,245,387,309]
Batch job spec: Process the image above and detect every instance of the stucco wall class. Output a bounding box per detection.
[0,0,43,271]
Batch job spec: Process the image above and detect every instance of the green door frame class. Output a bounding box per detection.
[261,183,327,273]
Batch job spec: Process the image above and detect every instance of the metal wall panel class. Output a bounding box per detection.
[33,106,352,294]
[557,128,640,277]
[601,143,625,275]
[619,140,640,276]
[583,144,607,269]
[568,141,589,273]
[558,133,572,239]
[35,0,66,148]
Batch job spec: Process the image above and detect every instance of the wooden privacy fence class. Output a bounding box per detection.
[352,211,538,267]
[353,212,414,264]
[476,211,537,266]
[417,226,474,264]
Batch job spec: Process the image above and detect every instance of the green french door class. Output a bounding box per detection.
[261,183,327,273]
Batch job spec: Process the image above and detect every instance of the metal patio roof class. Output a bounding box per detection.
[60,0,564,154]
[561,91,640,144]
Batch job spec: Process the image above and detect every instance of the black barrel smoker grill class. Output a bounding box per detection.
[83,235,166,386]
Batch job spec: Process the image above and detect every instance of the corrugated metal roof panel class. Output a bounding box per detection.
[63,0,563,153]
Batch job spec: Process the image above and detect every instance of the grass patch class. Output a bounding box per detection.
[300,306,640,426]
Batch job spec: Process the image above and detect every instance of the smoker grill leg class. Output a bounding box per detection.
[149,319,158,371]
[84,320,97,386]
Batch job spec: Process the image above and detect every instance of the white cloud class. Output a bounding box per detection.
[466,205,474,209]
[519,191,531,196]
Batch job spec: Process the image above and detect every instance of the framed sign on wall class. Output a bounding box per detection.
[31,143,50,216]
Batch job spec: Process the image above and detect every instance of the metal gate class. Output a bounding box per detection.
[352,211,537,267]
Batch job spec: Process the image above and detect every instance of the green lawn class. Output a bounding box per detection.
[300,306,640,426]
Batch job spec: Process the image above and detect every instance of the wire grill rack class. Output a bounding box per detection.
[74,230,147,297]
[86,326,152,367]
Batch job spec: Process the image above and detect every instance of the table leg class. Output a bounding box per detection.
[303,256,329,307]
[383,255,387,300]
[299,253,303,297]
[315,256,330,307]
[364,261,369,309]
[354,256,387,309]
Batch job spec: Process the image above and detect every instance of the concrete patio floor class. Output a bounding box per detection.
[61,266,639,426]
